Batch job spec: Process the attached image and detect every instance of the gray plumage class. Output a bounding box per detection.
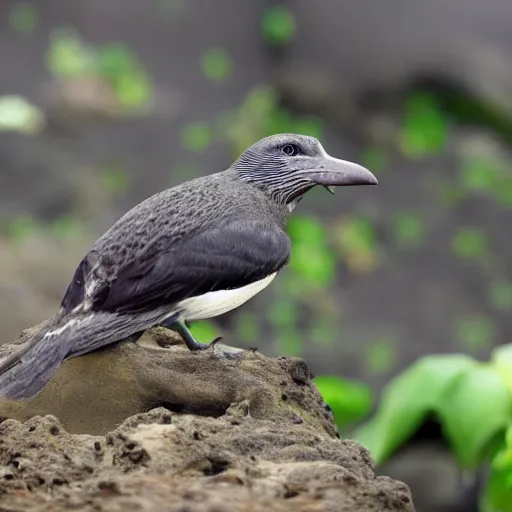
[0,134,377,400]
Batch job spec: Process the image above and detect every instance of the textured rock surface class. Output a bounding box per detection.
[0,329,414,511]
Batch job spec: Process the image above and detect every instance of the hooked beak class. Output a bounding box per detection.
[305,153,378,194]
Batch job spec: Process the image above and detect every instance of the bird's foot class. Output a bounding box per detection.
[189,336,222,351]
[160,318,222,352]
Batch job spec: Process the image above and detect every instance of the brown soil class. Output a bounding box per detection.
[0,328,414,511]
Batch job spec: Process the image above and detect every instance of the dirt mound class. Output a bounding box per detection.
[0,328,414,511]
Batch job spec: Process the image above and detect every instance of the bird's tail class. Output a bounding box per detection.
[0,309,167,400]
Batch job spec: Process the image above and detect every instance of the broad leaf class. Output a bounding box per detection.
[437,364,511,468]
[481,426,512,512]
[354,355,476,464]
[491,343,512,394]
[314,375,374,430]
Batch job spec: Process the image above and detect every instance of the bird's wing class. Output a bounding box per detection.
[90,219,291,314]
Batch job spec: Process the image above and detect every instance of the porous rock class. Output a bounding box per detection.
[0,328,414,511]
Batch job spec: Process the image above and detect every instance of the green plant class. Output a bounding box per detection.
[400,90,449,157]
[222,84,324,157]
[287,214,336,288]
[261,5,296,46]
[332,215,378,274]
[46,28,152,108]
[314,375,374,432]
[189,320,219,342]
[451,227,489,261]
[201,47,232,82]
[353,345,512,511]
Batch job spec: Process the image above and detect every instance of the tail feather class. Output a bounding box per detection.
[0,309,169,400]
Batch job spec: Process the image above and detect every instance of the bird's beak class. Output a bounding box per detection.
[305,153,378,192]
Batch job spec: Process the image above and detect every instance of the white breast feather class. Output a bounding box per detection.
[177,272,277,321]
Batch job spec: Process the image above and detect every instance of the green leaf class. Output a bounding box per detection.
[46,28,95,78]
[491,344,512,395]
[289,244,335,287]
[181,122,213,152]
[437,365,511,468]
[286,215,336,286]
[482,436,512,512]
[314,375,374,430]
[201,47,232,82]
[392,211,423,247]
[400,91,448,157]
[287,215,327,246]
[261,5,296,46]
[451,227,489,261]
[460,158,500,193]
[354,355,476,464]
[189,321,218,343]
[334,216,378,274]
[97,43,138,83]
[115,70,152,107]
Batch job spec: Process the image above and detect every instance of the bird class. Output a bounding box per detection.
[0,133,377,400]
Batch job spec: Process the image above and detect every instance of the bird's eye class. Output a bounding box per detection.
[282,144,300,156]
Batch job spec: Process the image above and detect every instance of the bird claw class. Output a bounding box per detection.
[192,336,222,351]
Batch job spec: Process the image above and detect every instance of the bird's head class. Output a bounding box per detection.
[232,133,377,211]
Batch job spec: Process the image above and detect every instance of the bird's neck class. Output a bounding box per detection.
[221,170,291,228]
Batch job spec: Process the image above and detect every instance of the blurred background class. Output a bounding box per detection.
[1,1,512,510]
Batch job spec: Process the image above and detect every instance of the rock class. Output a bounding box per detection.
[0,328,415,511]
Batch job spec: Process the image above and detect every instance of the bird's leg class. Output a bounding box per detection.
[160,317,221,351]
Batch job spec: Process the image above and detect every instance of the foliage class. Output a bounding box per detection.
[189,320,219,343]
[261,5,296,46]
[287,214,336,288]
[353,346,512,512]
[451,227,490,261]
[314,375,374,431]
[201,47,232,83]
[45,27,152,109]
[400,90,449,157]
[332,215,378,274]
[222,84,324,158]
[5,214,84,243]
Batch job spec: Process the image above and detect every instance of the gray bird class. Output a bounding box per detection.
[0,134,377,400]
